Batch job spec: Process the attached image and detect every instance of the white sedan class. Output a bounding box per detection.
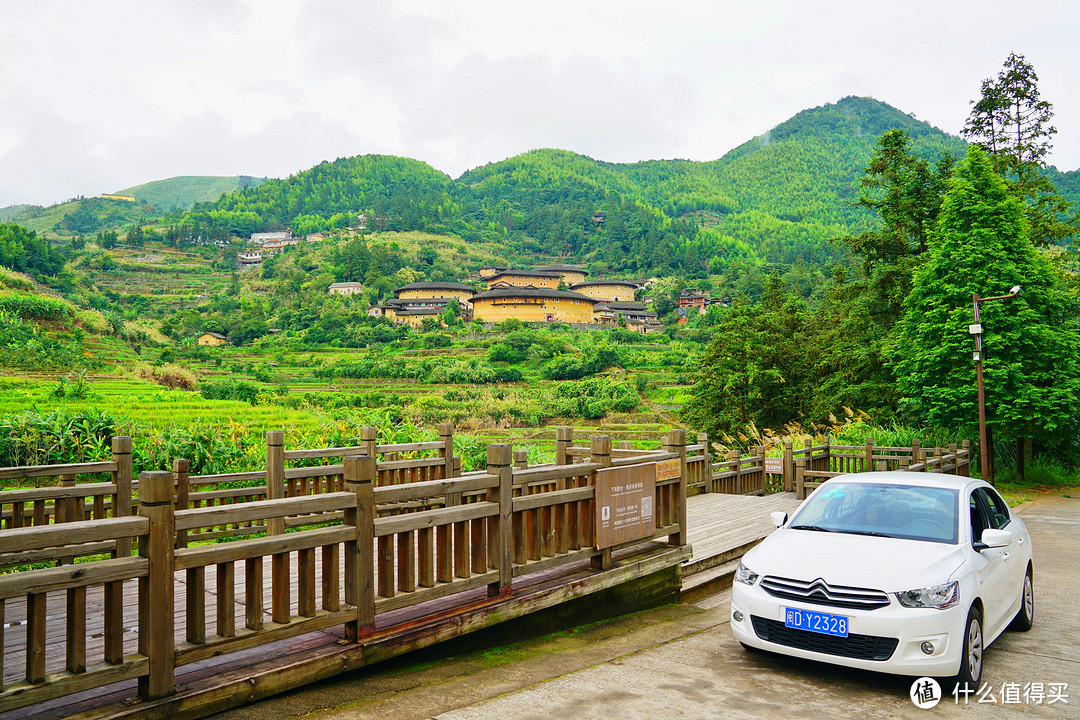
[730,472,1033,687]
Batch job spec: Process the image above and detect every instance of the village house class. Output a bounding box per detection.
[197,332,228,347]
[478,265,509,279]
[328,282,365,297]
[592,302,662,333]
[250,231,299,257]
[394,281,476,311]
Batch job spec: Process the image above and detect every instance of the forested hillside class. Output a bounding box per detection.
[0,175,265,239]
[115,175,266,211]
[168,97,982,278]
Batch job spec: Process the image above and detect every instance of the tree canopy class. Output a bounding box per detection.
[892,146,1080,443]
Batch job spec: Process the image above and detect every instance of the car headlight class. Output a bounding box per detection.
[734,561,759,586]
[895,581,959,609]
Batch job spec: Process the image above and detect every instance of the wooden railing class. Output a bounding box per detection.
[0,437,133,532]
[0,428,688,714]
[794,439,972,499]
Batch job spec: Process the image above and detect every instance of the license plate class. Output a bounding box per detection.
[784,607,849,637]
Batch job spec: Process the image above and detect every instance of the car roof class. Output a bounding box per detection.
[822,471,980,491]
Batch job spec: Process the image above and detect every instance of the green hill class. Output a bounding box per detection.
[3,196,159,239]
[183,96,978,276]
[116,175,266,211]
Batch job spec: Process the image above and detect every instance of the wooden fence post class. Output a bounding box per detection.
[173,458,190,549]
[783,440,794,493]
[698,432,711,493]
[667,429,687,547]
[590,436,613,570]
[344,455,375,640]
[960,440,971,476]
[265,431,290,624]
[864,437,874,473]
[138,470,175,700]
[105,436,132,666]
[754,444,765,494]
[438,423,454,480]
[266,431,286,531]
[911,438,922,470]
[796,457,806,500]
[556,426,574,466]
[435,426,457,584]
[487,445,513,597]
[513,449,529,470]
[728,448,741,494]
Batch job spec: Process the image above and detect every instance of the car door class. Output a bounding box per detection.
[976,487,1027,624]
[966,489,1012,631]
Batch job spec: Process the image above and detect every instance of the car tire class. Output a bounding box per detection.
[955,605,984,690]
[1009,568,1034,632]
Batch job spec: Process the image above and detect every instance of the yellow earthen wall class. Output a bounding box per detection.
[576,284,636,302]
[473,296,594,323]
[485,275,560,290]
[396,288,474,303]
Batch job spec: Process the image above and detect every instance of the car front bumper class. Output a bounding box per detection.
[731,580,967,677]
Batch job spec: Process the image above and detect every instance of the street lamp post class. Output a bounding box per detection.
[970,286,1020,485]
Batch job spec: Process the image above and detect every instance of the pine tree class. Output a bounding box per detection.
[962,52,1077,247]
[893,147,1080,456]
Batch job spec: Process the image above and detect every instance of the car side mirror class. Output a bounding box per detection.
[978,528,1011,550]
[770,511,788,528]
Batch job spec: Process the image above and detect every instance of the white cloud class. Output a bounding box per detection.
[1,0,1078,206]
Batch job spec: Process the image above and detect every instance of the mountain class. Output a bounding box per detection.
[115,175,267,211]
[183,97,974,275]
[0,175,266,239]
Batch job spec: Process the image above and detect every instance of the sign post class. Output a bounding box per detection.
[595,463,657,549]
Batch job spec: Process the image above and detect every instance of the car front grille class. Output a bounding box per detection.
[751,616,898,661]
[760,575,891,610]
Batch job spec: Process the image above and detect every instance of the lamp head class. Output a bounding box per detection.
[1010,285,1021,297]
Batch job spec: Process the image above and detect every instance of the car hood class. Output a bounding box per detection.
[743,528,966,592]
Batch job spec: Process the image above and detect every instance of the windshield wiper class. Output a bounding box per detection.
[789,524,837,533]
[841,529,895,538]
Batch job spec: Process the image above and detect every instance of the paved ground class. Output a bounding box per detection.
[212,490,1080,720]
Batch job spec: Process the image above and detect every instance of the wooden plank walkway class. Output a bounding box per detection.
[683,491,802,575]
[1,491,798,720]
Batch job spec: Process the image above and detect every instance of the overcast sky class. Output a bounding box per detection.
[2,0,1077,207]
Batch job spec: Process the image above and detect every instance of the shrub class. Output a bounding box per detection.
[200,379,262,404]
[136,363,198,391]
[0,291,74,320]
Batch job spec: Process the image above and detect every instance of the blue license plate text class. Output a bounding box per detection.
[784,607,849,637]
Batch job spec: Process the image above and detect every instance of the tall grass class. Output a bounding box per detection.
[0,291,74,320]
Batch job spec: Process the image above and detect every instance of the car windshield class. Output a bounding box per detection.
[790,482,959,544]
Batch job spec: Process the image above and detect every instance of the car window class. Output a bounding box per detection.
[976,488,1011,530]
[790,482,958,544]
[969,492,988,544]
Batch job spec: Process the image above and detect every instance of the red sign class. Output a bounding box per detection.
[655,458,681,481]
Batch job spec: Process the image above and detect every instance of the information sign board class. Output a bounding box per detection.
[595,463,657,549]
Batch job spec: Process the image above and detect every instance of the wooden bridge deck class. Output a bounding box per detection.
[683,491,802,575]
[1,490,798,720]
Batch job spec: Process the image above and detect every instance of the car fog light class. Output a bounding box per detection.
[920,642,935,655]
[733,610,744,623]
